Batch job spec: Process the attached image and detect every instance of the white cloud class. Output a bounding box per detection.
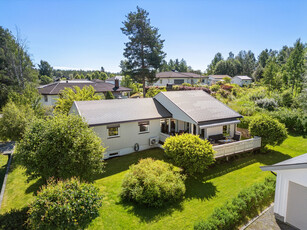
[53,66,98,71]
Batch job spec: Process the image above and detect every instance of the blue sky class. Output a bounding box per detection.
[0,0,306,73]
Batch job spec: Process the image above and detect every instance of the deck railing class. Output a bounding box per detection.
[213,136,261,158]
[159,133,170,143]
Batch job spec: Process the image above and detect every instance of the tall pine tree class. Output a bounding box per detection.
[121,7,166,97]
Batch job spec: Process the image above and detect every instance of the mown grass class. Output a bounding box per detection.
[0,135,306,230]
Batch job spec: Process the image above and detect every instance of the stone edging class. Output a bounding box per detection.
[240,203,274,230]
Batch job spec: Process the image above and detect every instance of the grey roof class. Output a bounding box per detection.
[74,98,172,126]
[156,71,205,79]
[156,90,242,124]
[235,76,252,80]
[260,153,307,171]
[38,80,131,95]
[208,75,231,79]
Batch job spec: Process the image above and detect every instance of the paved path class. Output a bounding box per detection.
[247,206,297,230]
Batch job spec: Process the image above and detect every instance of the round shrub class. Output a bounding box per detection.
[255,98,278,111]
[249,115,288,148]
[16,114,105,182]
[163,134,215,174]
[210,84,220,92]
[27,178,103,229]
[121,158,186,207]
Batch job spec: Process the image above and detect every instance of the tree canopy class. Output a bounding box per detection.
[121,6,166,97]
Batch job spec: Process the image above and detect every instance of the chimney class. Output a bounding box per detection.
[115,79,119,88]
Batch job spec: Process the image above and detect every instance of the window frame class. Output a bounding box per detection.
[107,124,120,138]
[44,95,48,102]
[138,121,150,134]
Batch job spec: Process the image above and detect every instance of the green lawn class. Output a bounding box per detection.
[0,154,8,190]
[1,135,306,230]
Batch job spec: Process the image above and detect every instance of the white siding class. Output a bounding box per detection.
[206,126,223,138]
[92,119,161,159]
[231,77,252,86]
[40,95,59,106]
[154,93,195,124]
[153,77,202,86]
[273,168,307,222]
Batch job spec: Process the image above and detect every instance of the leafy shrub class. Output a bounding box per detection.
[281,89,294,107]
[249,90,266,101]
[182,83,192,86]
[194,177,276,230]
[255,98,278,111]
[249,115,288,148]
[220,84,233,91]
[16,114,105,181]
[27,178,102,229]
[40,75,53,85]
[217,89,230,98]
[0,207,29,230]
[237,116,256,129]
[0,101,35,141]
[222,77,232,84]
[210,84,220,92]
[105,91,115,99]
[163,134,215,174]
[121,158,186,207]
[145,86,166,98]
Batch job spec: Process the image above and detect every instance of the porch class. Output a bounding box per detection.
[159,118,261,158]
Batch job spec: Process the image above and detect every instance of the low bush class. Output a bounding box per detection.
[248,90,266,101]
[182,83,192,87]
[27,178,103,229]
[0,207,29,230]
[255,98,278,111]
[163,134,215,174]
[237,116,256,129]
[249,115,288,148]
[121,158,186,207]
[210,84,220,92]
[145,86,166,98]
[194,177,276,230]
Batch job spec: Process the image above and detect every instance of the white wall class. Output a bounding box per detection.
[231,77,252,86]
[274,168,307,221]
[153,78,203,86]
[40,95,58,106]
[206,126,223,138]
[92,119,161,159]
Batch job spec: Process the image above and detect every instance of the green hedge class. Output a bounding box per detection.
[194,176,276,230]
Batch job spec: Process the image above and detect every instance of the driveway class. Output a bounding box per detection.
[246,206,297,230]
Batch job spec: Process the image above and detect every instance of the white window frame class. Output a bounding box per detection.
[138,121,150,134]
[107,124,120,138]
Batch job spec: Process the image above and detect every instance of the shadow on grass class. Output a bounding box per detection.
[117,198,184,223]
[0,206,29,230]
[25,178,45,195]
[185,179,217,201]
[0,155,9,189]
[254,149,292,166]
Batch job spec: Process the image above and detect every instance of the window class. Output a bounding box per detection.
[139,121,149,133]
[174,79,184,85]
[44,95,48,102]
[107,124,120,137]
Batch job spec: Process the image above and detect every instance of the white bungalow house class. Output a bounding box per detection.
[71,90,261,159]
[260,154,307,230]
[231,76,253,86]
[38,79,132,106]
[208,75,231,85]
[153,71,208,86]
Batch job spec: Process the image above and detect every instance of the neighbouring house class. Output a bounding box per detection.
[231,75,253,86]
[260,154,307,230]
[153,71,208,86]
[71,90,261,159]
[208,75,231,85]
[38,79,132,106]
[105,75,124,85]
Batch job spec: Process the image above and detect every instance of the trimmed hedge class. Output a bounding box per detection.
[121,158,186,207]
[194,177,276,230]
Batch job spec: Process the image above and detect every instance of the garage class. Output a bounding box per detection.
[260,153,307,230]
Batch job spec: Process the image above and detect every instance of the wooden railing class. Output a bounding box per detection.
[213,136,261,158]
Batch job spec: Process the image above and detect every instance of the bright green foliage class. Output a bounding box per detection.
[210,84,220,92]
[194,177,276,230]
[38,60,53,77]
[222,76,232,83]
[27,178,102,229]
[16,114,105,181]
[182,83,192,87]
[163,134,215,174]
[145,86,166,98]
[54,86,102,114]
[0,101,35,141]
[121,158,186,207]
[281,89,294,107]
[249,115,288,147]
[255,98,278,111]
[105,91,115,99]
[121,6,166,97]
[40,75,53,84]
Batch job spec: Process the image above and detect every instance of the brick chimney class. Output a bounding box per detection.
[115,79,119,88]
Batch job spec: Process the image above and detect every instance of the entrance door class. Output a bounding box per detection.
[286,181,307,229]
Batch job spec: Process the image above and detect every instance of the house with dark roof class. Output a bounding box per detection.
[153,71,208,86]
[71,90,261,159]
[260,154,307,229]
[105,76,124,85]
[208,75,231,85]
[231,76,253,86]
[38,79,132,106]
